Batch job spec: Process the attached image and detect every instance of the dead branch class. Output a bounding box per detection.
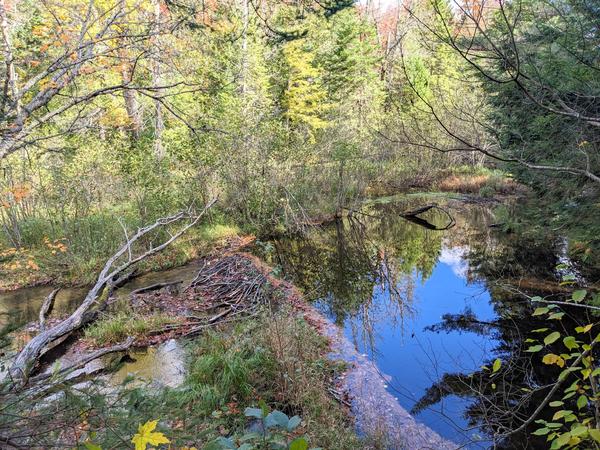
[400,204,456,230]
[182,254,269,336]
[129,280,182,297]
[400,204,438,217]
[8,198,217,388]
[28,337,135,387]
[38,289,59,332]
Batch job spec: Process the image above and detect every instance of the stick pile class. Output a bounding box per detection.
[182,254,270,335]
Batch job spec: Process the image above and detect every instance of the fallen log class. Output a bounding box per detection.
[28,336,135,386]
[400,204,438,217]
[400,203,456,230]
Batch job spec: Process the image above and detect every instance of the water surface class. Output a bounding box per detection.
[259,194,570,448]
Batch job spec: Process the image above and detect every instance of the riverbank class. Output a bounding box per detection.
[2,244,371,448]
[0,222,242,292]
[3,236,462,448]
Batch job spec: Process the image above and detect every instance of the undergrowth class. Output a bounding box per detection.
[84,310,180,345]
[0,219,240,291]
[11,309,366,449]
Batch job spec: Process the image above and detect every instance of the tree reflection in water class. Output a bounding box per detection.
[257,196,592,448]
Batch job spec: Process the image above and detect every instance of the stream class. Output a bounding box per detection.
[0,193,586,449]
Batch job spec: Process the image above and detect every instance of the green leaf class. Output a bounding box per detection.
[572,290,587,302]
[570,425,588,437]
[526,345,543,352]
[589,428,600,442]
[553,432,571,449]
[244,407,265,419]
[548,312,565,320]
[552,410,572,421]
[575,324,593,333]
[532,427,550,436]
[287,415,302,431]
[492,359,501,373]
[563,336,579,350]
[215,437,237,449]
[84,443,102,450]
[265,410,289,429]
[532,307,549,316]
[549,401,564,407]
[289,438,309,450]
[545,332,561,345]
[577,395,588,409]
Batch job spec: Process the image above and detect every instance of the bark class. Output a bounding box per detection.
[0,0,19,121]
[119,50,142,139]
[152,0,164,159]
[38,289,59,332]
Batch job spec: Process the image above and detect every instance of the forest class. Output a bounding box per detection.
[0,0,599,448]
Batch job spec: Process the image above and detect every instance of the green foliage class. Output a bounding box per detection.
[0,311,361,449]
[207,407,319,450]
[84,311,179,346]
[479,0,600,198]
[527,285,600,449]
[186,330,273,412]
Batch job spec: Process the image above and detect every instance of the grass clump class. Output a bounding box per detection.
[84,311,179,345]
[185,328,273,412]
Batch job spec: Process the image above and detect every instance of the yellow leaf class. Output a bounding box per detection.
[131,420,170,450]
[542,354,565,368]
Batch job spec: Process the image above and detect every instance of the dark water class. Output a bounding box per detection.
[257,194,581,449]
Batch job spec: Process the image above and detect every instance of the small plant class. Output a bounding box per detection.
[84,311,179,345]
[206,407,320,450]
[131,419,170,450]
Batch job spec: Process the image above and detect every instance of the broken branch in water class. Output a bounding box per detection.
[400,203,456,230]
[38,289,59,332]
[28,337,135,386]
[129,280,183,298]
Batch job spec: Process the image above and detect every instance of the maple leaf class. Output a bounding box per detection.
[131,420,170,450]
